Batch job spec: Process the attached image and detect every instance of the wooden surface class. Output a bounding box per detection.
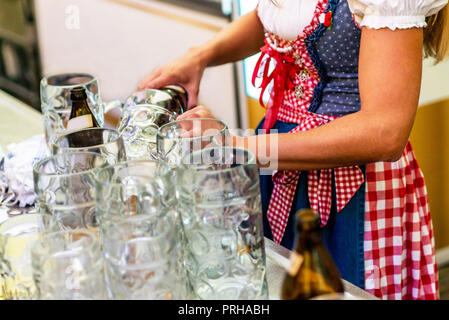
[0,90,43,151]
[439,264,449,300]
[0,89,122,153]
[34,0,240,128]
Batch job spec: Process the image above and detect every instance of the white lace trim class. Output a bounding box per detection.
[257,0,448,39]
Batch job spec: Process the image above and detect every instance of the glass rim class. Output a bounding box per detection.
[94,159,168,188]
[41,72,98,89]
[33,151,106,179]
[53,127,122,151]
[156,118,228,142]
[101,214,172,242]
[180,146,257,174]
[31,229,100,256]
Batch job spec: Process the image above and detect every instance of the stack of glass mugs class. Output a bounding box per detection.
[0,73,269,300]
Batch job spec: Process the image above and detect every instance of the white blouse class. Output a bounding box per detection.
[257,0,319,40]
[258,0,448,40]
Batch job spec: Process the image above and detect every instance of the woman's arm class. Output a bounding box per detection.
[139,10,265,107]
[235,27,423,170]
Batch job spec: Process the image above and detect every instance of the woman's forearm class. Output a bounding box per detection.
[194,9,265,68]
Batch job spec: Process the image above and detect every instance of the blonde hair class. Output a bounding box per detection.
[424,5,449,63]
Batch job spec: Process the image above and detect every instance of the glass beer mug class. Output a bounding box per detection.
[40,73,105,146]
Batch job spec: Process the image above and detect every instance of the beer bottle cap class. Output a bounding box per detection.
[296,209,320,232]
[70,87,88,100]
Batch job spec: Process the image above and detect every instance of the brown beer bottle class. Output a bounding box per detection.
[281,209,344,300]
[67,86,100,131]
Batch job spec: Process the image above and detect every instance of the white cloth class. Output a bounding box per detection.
[257,0,448,39]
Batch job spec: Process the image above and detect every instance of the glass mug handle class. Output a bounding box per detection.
[0,235,15,286]
[104,100,123,114]
[103,100,124,129]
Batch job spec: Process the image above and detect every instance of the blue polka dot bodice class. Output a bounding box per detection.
[308,0,362,117]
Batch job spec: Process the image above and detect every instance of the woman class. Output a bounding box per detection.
[139,0,449,300]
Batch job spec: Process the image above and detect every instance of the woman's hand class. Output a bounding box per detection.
[138,47,208,109]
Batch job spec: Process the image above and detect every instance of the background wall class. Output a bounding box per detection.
[415,60,449,249]
[410,98,449,250]
[34,0,448,249]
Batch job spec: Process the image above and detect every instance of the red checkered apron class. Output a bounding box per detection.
[253,0,438,300]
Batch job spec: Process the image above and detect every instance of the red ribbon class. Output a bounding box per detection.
[252,39,301,131]
[267,111,365,244]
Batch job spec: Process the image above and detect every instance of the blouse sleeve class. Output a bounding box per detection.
[348,0,448,30]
